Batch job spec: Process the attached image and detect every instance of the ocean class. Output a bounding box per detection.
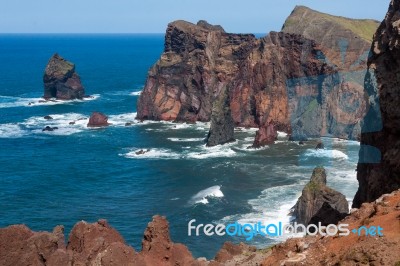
[0,34,360,259]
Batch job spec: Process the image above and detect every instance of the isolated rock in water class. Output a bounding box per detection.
[252,122,277,148]
[315,142,324,149]
[353,0,400,207]
[44,115,53,120]
[43,53,85,100]
[42,126,57,132]
[292,167,349,225]
[87,112,109,127]
[206,86,235,147]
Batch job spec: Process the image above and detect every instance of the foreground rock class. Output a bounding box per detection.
[264,189,400,265]
[87,112,109,127]
[206,86,235,147]
[43,53,85,100]
[292,166,349,226]
[353,0,400,208]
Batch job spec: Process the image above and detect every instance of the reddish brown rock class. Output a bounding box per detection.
[252,122,277,148]
[0,224,68,266]
[43,53,85,100]
[137,16,368,142]
[353,0,400,207]
[139,215,196,266]
[87,112,109,127]
[67,219,135,265]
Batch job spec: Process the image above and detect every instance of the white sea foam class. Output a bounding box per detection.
[130,91,142,96]
[189,185,224,205]
[167,137,204,142]
[277,131,288,138]
[0,95,100,109]
[122,148,181,159]
[0,123,27,138]
[186,143,237,159]
[108,113,138,126]
[302,148,349,160]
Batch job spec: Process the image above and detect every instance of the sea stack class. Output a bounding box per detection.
[206,86,235,147]
[252,122,277,148]
[292,167,349,226]
[43,53,85,100]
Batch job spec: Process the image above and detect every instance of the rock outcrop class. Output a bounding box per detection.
[263,189,400,265]
[87,112,109,127]
[282,5,379,71]
[206,86,235,146]
[251,122,277,148]
[43,54,85,100]
[292,167,349,226]
[353,0,400,207]
[137,10,375,142]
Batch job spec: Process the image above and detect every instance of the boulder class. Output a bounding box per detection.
[87,112,109,127]
[44,115,53,120]
[292,167,349,226]
[43,53,85,100]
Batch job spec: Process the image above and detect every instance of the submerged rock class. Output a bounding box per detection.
[206,86,235,147]
[43,115,53,120]
[315,142,324,149]
[43,53,85,100]
[87,112,109,127]
[292,167,349,226]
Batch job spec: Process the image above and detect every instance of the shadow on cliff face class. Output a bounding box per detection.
[286,37,383,169]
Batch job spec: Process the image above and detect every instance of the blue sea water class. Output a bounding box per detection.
[0,34,360,259]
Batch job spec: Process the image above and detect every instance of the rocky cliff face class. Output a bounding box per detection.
[282,5,379,71]
[43,54,85,100]
[137,14,373,142]
[292,167,349,226]
[353,0,400,207]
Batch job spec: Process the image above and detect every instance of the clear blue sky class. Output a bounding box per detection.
[0,0,388,33]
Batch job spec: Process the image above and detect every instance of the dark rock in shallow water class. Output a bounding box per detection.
[206,86,235,147]
[87,112,109,127]
[42,126,55,132]
[315,142,324,149]
[43,115,53,120]
[69,121,75,125]
[292,167,349,226]
[252,122,277,148]
[353,0,400,208]
[125,122,132,126]
[299,141,305,145]
[43,53,85,100]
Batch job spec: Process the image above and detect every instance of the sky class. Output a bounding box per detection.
[0,0,389,34]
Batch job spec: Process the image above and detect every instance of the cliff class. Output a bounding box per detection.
[353,0,400,207]
[137,9,377,142]
[282,5,379,71]
[43,54,85,100]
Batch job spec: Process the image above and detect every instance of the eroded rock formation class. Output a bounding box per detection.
[206,86,235,146]
[43,54,85,100]
[353,0,400,207]
[292,166,349,226]
[137,12,374,143]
